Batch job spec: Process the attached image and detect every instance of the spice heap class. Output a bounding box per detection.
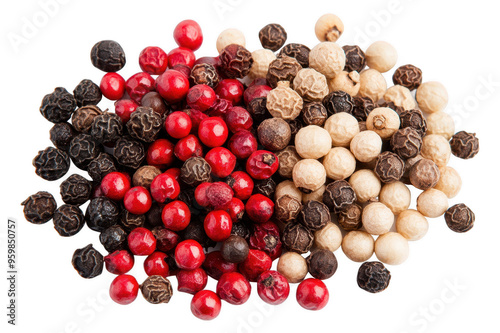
[22,14,478,319]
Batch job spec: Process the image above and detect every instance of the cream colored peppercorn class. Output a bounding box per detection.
[309,42,346,79]
[365,41,398,73]
[216,28,246,53]
[362,202,394,235]
[277,252,308,283]
[266,81,303,120]
[434,166,462,198]
[420,134,451,167]
[358,69,387,102]
[293,68,329,102]
[314,222,342,252]
[366,107,400,139]
[302,185,326,203]
[416,81,448,114]
[349,170,381,203]
[293,159,327,192]
[248,49,276,79]
[324,112,360,147]
[295,125,332,159]
[322,147,356,180]
[383,85,417,110]
[396,209,429,241]
[315,13,344,42]
[379,181,411,215]
[342,231,374,262]
[350,130,382,162]
[275,180,303,202]
[426,112,455,140]
[417,188,449,218]
[327,71,360,96]
[375,232,409,265]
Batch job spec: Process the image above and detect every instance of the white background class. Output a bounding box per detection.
[1,0,499,332]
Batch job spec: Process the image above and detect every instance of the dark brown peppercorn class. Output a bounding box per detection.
[445,203,475,233]
[126,107,163,143]
[180,157,212,187]
[287,118,303,142]
[449,131,479,159]
[50,122,77,151]
[409,158,441,190]
[307,249,338,280]
[338,203,362,231]
[323,90,354,115]
[221,235,249,263]
[87,152,117,182]
[33,146,71,181]
[40,87,77,123]
[247,97,271,123]
[274,194,302,222]
[145,203,164,229]
[323,180,357,213]
[390,127,422,159]
[113,136,145,169]
[276,146,301,179]
[133,165,162,190]
[141,275,173,304]
[219,44,253,79]
[73,79,102,107]
[72,105,103,133]
[400,109,427,137]
[71,244,104,279]
[21,191,57,224]
[302,102,328,126]
[53,204,85,237]
[257,118,291,151]
[231,221,251,241]
[178,188,197,210]
[90,40,126,72]
[357,261,391,293]
[300,200,330,231]
[342,45,366,73]
[278,43,310,68]
[378,101,404,115]
[392,64,423,91]
[352,96,375,122]
[259,23,287,52]
[282,222,314,254]
[120,210,145,232]
[60,174,93,205]
[152,226,179,252]
[141,92,169,116]
[91,112,123,144]
[182,217,216,250]
[253,177,276,198]
[374,151,405,183]
[69,134,102,170]
[190,63,220,88]
[99,225,128,253]
[85,197,120,232]
[266,56,302,88]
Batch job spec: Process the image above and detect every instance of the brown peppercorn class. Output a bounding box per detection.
[133,165,162,190]
[342,45,366,73]
[300,200,330,231]
[73,79,102,107]
[257,118,291,151]
[21,191,57,224]
[126,106,163,143]
[254,177,276,198]
[449,131,479,159]
[307,249,338,280]
[266,56,302,88]
[87,152,117,182]
[180,157,212,187]
[393,64,423,91]
[302,102,328,126]
[259,23,287,51]
[357,261,391,293]
[32,146,71,181]
[141,92,169,116]
[71,105,103,133]
[287,118,304,141]
[91,112,123,144]
[409,158,440,190]
[282,222,314,254]
[53,204,85,237]
[374,152,405,183]
[49,122,77,151]
[140,275,173,304]
[400,109,427,137]
[219,44,253,79]
[378,101,404,115]
[60,174,93,205]
[221,235,249,263]
[278,43,311,68]
[338,203,362,231]
[120,210,145,231]
[390,127,422,159]
[113,136,145,170]
[352,96,375,122]
[323,90,354,115]
[277,146,301,178]
[274,194,302,222]
[68,134,102,170]
[445,203,475,233]
[247,97,271,124]
[323,180,357,213]
[190,63,220,88]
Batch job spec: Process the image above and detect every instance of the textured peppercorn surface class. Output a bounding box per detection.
[219,44,253,79]
[87,152,117,182]
[33,146,71,181]
[357,261,391,293]
[338,203,362,231]
[85,197,120,232]
[40,87,77,123]
[73,79,102,107]
[342,45,366,73]
[91,112,123,144]
[99,225,128,252]
[180,157,212,187]
[323,90,354,115]
[259,23,287,51]
[190,63,220,88]
[126,107,163,143]
[53,204,85,237]
[247,97,271,123]
[257,118,291,151]
[68,134,102,170]
[393,64,423,91]
[113,136,145,169]
[266,56,302,88]
[49,122,77,151]
[60,174,93,205]
[300,200,330,231]
[120,210,145,231]
[374,151,405,183]
[302,102,328,126]
[390,127,422,159]
[71,244,104,279]
[323,180,357,213]
[307,249,338,280]
[90,40,126,72]
[21,191,57,224]
[449,131,479,159]
[279,43,310,68]
[352,96,375,122]
[141,275,173,304]
[445,203,475,233]
[282,223,314,254]
[72,105,103,133]
[400,109,427,137]
[253,177,276,198]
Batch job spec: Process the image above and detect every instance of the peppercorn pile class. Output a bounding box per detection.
[22,14,479,319]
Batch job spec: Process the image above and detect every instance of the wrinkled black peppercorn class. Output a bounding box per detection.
[87,152,117,183]
[71,244,104,279]
[302,102,328,126]
[390,127,422,159]
[113,136,145,170]
[445,203,475,233]
[266,56,302,88]
[253,177,276,198]
[221,235,249,263]
[231,220,251,240]
[21,191,57,224]
[247,97,271,124]
[120,209,145,232]
[257,118,291,151]
[338,203,362,231]
[99,225,128,253]
[180,157,212,187]
[73,79,102,107]
[378,101,404,115]
[282,222,314,254]
[85,197,120,232]
[274,194,302,222]
[219,44,253,79]
[50,122,77,151]
[259,23,287,52]
[400,109,427,137]
[53,204,85,237]
[40,87,77,123]
[450,131,479,159]
[90,40,126,72]
[342,45,366,73]
[374,151,405,183]
[278,43,310,68]
[140,275,173,304]
[323,90,354,115]
[352,96,375,122]
[393,64,422,91]
[300,200,330,231]
[72,105,103,133]
[91,112,123,144]
[357,261,391,293]
[68,134,102,170]
[323,180,357,213]
[190,63,220,88]
[126,107,163,143]
[60,174,93,205]
[307,249,338,280]
[33,146,71,181]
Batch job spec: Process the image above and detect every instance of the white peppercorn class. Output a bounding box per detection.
[324,112,360,147]
[248,49,276,79]
[379,181,411,215]
[396,209,428,241]
[350,130,382,162]
[266,81,303,120]
[383,85,417,110]
[349,170,381,203]
[293,68,329,102]
[420,134,451,167]
[292,159,327,193]
[366,107,400,139]
[434,166,462,198]
[216,28,245,53]
[275,180,303,202]
[309,42,346,79]
[358,69,387,102]
[277,252,308,283]
[342,231,374,262]
[322,147,356,180]
[374,232,409,265]
[314,222,342,252]
[416,81,448,114]
[315,13,344,42]
[302,185,326,204]
[327,71,360,96]
[365,41,398,73]
[294,125,332,159]
[362,202,394,235]
[426,112,455,140]
[417,189,449,218]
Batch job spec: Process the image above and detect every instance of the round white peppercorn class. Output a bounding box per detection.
[216,28,246,53]
[350,130,382,162]
[374,232,409,265]
[342,231,374,262]
[358,69,387,102]
[275,180,303,202]
[426,112,455,140]
[365,41,398,73]
[420,134,451,167]
[366,107,401,139]
[396,209,429,241]
[293,159,327,193]
[277,252,308,283]
[327,71,360,96]
[293,68,329,102]
[248,49,276,79]
[349,170,381,203]
[434,166,462,198]
[379,181,411,215]
[266,81,303,120]
[315,13,344,42]
[416,81,448,114]
[294,125,332,159]
[302,185,326,204]
[323,147,356,180]
[309,42,346,79]
[324,112,360,147]
[383,85,417,110]
[362,202,394,235]
[314,222,343,252]
[417,189,449,218]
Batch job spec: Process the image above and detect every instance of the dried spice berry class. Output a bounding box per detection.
[409,159,440,190]
[85,197,120,232]
[182,217,216,250]
[279,43,310,68]
[307,249,338,280]
[323,180,357,213]
[71,244,104,279]
[247,97,270,124]
[374,151,405,183]
[323,90,354,115]
[338,203,362,231]
[152,226,180,252]
[120,210,145,232]
[49,122,77,151]
[400,109,427,137]
[113,136,145,169]
[33,146,71,181]
[90,40,126,72]
[40,87,77,123]
[73,79,102,107]
[257,118,291,151]
[132,165,161,190]
[53,204,85,237]
[378,101,404,115]
[221,235,249,263]
[352,96,375,122]
[249,221,282,260]
[21,191,57,224]
[141,275,173,304]
[219,44,253,79]
[357,261,391,293]
[87,152,117,182]
[266,56,302,88]
[190,63,220,88]
[276,146,301,179]
[91,112,123,144]
[300,200,330,231]
[282,222,314,254]
[274,194,302,222]
[60,174,93,205]
[259,23,287,51]
[342,45,366,73]
[72,105,103,133]
[449,131,479,159]
[445,203,475,233]
[253,177,276,198]
[302,102,328,126]
[68,134,102,170]
[287,118,304,141]
[231,221,251,240]
[180,157,212,187]
[392,64,422,91]
[141,92,169,116]
[100,225,128,253]
[126,107,163,143]
[390,127,422,159]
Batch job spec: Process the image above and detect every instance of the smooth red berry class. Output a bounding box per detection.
[246,150,279,180]
[194,182,211,208]
[205,147,236,178]
[125,72,155,104]
[238,249,272,282]
[215,79,244,105]
[257,270,290,305]
[100,172,131,201]
[175,240,205,270]
[156,70,190,104]
[168,47,196,68]
[104,250,134,275]
[174,134,203,161]
[223,197,245,222]
[164,168,181,181]
[110,274,139,305]
[228,130,258,159]
[115,99,138,123]
[153,227,181,252]
[177,268,208,294]
[191,290,221,321]
[100,72,126,100]
[173,20,203,51]
[184,109,208,133]
[187,85,217,112]
[204,210,232,242]
[162,200,191,231]
[296,278,329,311]
[249,221,282,260]
[124,186,152,215]
[243,84,271,105]
[128,227,157,256]
[225,171,254,200]
[144,251,170,277]
[245,194,274,223]
[150,173,180,203]
[198,117,229,148]
[206,182,233,209]
[147,138,175,169]
[139,46,168,75]
[217,272,251,305]
[203,251,237,280]
[225,107,253,133]
[165,111,192,139]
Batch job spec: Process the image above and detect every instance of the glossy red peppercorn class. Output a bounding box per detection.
[150,173,180,203]
[125,72,155,104]
[175,240,205,270]
[245,194,275,224]
[100,72,126,100]
[246,150,279,180]
[156,70,190,104]
[184,109,209,134]
[168,47,196,68]
[225,107,253,133]
[139,46,168,75]
[205,147,236,178]
[110,274,139,305]
[257,270,290,305]
[205,182,233,209]
[146,138,175,169]
[187,85,217,112]
[215,79,244,105]
[203,251,237,280]
[191,290,221,321]
[104,250,134,275]
[153,227,180,252]
[100,171,131,201]
[128,227,157,256]
[217,272,251,305]
[206,98,232,119]
[165,111,192,139]
[177,268,208,294]
[249,221,282,260]
[228,130,258,159]
[173,20,203,51]
[296,278,329,311]
[123,186,152,215]
[174,134,203,161]
[144,251,170,277]
[204,210,232,242]
[194,182,212,208]
[223,197,245,222]
[164,168,181,181]
[226,171,254,200]
[115,99,139,123]
[161,200,191,231]
[243,84,272,105]
[198,117,229,148]
[238,249,272,282]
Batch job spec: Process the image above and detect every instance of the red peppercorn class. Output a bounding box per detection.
[161,200,191,231]
[100,72,126,100]
[203,251,237,280]
[144,251,170,277]
[174,134,203,161]
[100,171,131,201]
[150,173,180,203]
[146,138,175,169]
[109,274,139,305]
[123,186,152,215]
[215,79,244,105]
[164,167,181,181]
[125,72,155,104]
[238,249,272,282]
[138,46,168,75]
[173,20,203,51]
[226,171,254,200]
[168,47,196,68]
[191,290,221,321]
[223,197,245,222]
[184,109,209,134]
[115,99,138,123]
[153,227,181,252]
[245,194,274,224]
[194,182,212,208]
[228,130,258,159]
[205,147,236,178]
[246,150,279,180]
[156,70,190,104]
[296,278,329,311]
[198,117,229,148]
[206,98,232,119]
[175,240,205,270]
[205,182,233,209]
[177,268,208,294]
[104,250,134,275]
[187,85,217,112]
[225,107,253,133]
[257,270,290,305]
[128,227,157,256]
[243,84,272,105]
[217,272,251,305]
[249,78,269,87]
[172,64,192,78]
[165,111,192,139]
[204,210,232,242]
[249,221,282,260]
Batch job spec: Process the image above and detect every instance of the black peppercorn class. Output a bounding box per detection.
[323,180,357,213]
[278,43,310,68]
[60,174,93,205]
[390,127,422,159]
[126,107,163,143]
[68,134,102,170]
[140,275,173,304]
[287,118,304,142]
[274,194,302,222]
[219,44,253,79]
[72,105,103,133]
[221,235,249,263]
[302,102,328,126]
[374,151,405,183]
[53,204,85,237]
[141,92,169,116]
[338,203,362,231]
[357,261,391,293]
[247,97,270,123]
[113,136,145,170]
[342,45,366,73]
[49,122,77,151]
[40,87,77,123]
[33,146,71,181]
[266,56,302,88]
[178,188,197,210]
[85,197,120,232]
[253,177,276,198]
[276,146,301,179]
[120,210,145,232]
[73,79,102,107]
[182,217,216,250]
[21,191,57,224]
[449,131,479,159]
[378,101,404,115]
[90,40,126,72]
[99,225,128,253]
[393,64,423,91]
[400,109,427,137]
[180,157,212,187]
[352,96,375,122]
[145,203,164,229]
[87,152,117,182]
[190,63,220,88]
[259,23,287,52]
[445,203,475,233]
[307,249,338,280]
[231,220,251,240]
[257,118,291,151]
[323,90,354,115]
[282,222,314,254]
[91,112,123,144]
[71,244,104,279]
[300,200,330,231]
